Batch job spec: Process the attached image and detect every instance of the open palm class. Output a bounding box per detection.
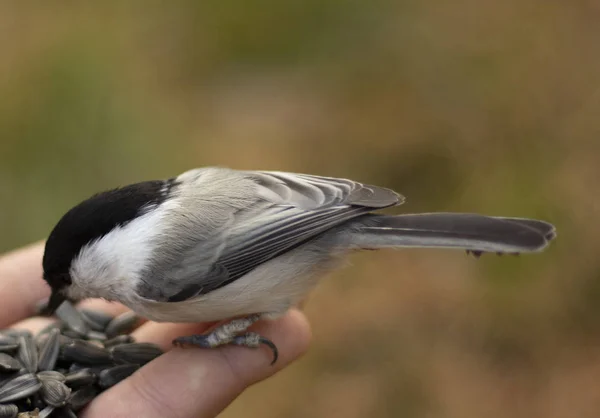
[0,243,311,418]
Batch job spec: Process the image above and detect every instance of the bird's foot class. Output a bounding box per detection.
[172,314,278,365]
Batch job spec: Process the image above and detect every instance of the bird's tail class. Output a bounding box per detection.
[345,213,556,255]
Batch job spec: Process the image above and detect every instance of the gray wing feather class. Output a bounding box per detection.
[159,169,402,302]
[219,206,368,279]
[254,171,402,208]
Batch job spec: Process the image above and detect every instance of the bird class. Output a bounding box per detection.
[41,167,556,363]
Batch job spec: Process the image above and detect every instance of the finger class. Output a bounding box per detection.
[0,242,49,326]
[130,321,214,350]
[8,317,56,335]
[82,309,311,418]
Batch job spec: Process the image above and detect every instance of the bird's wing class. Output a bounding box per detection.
[162,170,403,302]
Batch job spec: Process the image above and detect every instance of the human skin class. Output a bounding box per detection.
[0,242,312,418]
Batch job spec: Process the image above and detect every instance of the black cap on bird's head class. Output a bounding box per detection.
[41,179,178,315]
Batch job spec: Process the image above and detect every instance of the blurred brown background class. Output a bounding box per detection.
[0,2,598,417]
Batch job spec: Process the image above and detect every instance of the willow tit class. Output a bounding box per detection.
[41,167,556,363]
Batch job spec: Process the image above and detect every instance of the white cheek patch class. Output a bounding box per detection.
[69,200,179,301]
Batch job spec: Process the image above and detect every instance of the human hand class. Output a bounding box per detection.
[0,243,312,418]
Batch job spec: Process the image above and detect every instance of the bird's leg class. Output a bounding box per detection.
[172,314,279,364]
[230,332,279,365]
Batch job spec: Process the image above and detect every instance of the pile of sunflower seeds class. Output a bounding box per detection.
[0,302,163,417]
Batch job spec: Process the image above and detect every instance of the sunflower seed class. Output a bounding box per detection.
[38,405,55,418]
[36,370,66,383]
[0,404,18,418]
[35,334,49,352]
[103,335,135,348]
[35,322,64,342]
[0,373,41,403]
[80,310,114,331]
[0,345,19,354]
[110,343,163,365]
[38,329,60,372]
[0,353,22,373]
[16,336,38,374]
[68,385,98,411]
[105,312,139,338]
[55,302,89,337]
[0,334,17,346]
[60,340,112,365]
[1,330,32,339]
[0,301,157,414]
[98,364,139,389]
[81,316,109,333]
[40,379,71,407]
[0,373,17,387]
[64,369,96,389]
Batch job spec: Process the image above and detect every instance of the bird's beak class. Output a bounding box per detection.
[42,289,66,316]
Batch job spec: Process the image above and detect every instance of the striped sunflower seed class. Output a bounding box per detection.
[38,328,61,372]
[68,385,98,411]
[1,330,32,339]
[105,312,139,338]
[0,373,41,403]
[40,379,72,407]
[60,340,112,365]
[80,310,114,331]
[0,344,19,355]
[0,353,22,373]
[0,345,19,354]
[0,373,18,387]
[35,322,64,348]
[103,335,135,348]
[0,334,17,346]
[0,404,18,418]
[36,370,66,383]
[55,302,90,337]
[98,364,139,389]
[110,343,163,365]
[64,369,96,389]
[16,335,38,374]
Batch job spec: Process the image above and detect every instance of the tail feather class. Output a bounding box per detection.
[348,213,556,254]
[495,217,556,241]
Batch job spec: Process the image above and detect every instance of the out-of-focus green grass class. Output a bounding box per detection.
[1,2,599,417]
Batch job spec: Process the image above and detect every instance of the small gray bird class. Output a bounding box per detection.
[41,167,556,363]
